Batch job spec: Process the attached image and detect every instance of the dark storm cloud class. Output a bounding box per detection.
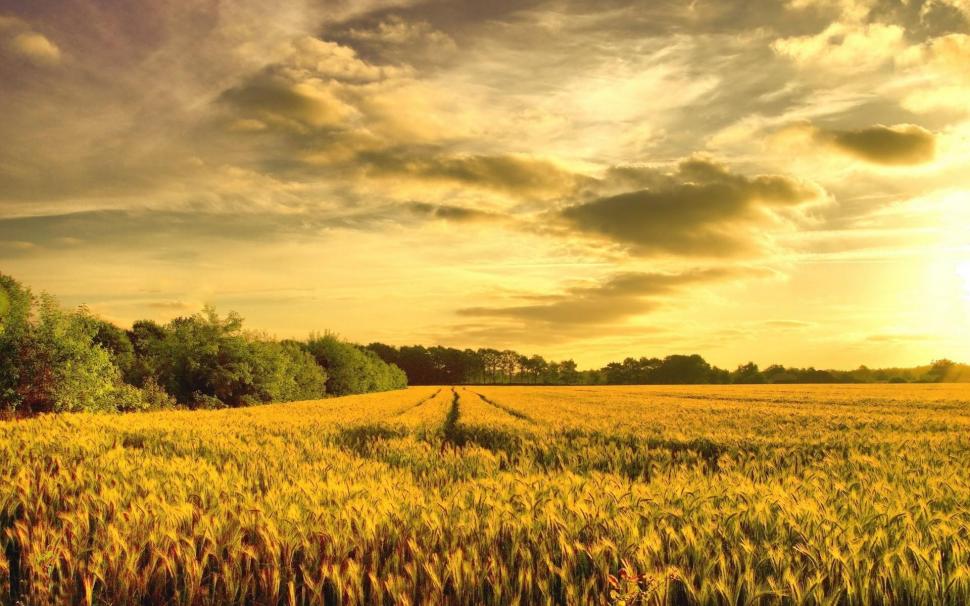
[560,158,823,256]
[826,124,937,166]
[458,267,758,326]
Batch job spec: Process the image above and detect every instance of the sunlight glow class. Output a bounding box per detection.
[958,261,970,303]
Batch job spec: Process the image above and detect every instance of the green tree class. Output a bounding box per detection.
[155,307,261,407]
[250,340,328,403]
[306,334,405,395]
[731,362,764,384]
[306,334,367,396]
[82,315,136,380]
[0,274,33,411]
[126,319,168,386]
[20,296,121,413]
[926,358,956,382]
[559,359,580,385]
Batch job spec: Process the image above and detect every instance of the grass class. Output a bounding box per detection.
[2,384,970,605]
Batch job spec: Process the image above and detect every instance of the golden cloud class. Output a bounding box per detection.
[772,22,905,71]
[0,16,61,66]
[458,267,768,328]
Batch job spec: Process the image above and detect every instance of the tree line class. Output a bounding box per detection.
[3,272,964,415]
[364,344,968,386]
[0,274,406,414]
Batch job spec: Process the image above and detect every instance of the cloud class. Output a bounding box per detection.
[774,121,938,166]
[285,36,405,82]
[214,33,483,169]
[761,319,813,329]
[2,0,968,368]
[0,209,308,254]
[868,0,970,39]
[458,267,759,326]
[0,199,508,256]
[899,33,970,113]
[340,15,458,63]
[9,32,61,65]
[0,16,61,66]
[826,124,937,165]
[865,333,931,342]
[772,22,905,71]
[910,33,970,75]
[216,37,404,132]
[362,151,585,197]
[145,300,194,312]
[404,202,504,222]
[901,86,969,114]
[220,75,358,130]
[559,158,823,256]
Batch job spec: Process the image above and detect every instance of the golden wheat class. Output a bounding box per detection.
[3,384,970,605]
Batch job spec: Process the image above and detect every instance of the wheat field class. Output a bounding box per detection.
[3,384,970,605]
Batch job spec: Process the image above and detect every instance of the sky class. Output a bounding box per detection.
[1,0,969,369]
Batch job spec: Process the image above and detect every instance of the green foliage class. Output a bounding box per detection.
[731,361,764,384]
[19,296,118,413]
[250,340,329,403]
[11,267,970,418]
[0,274,178,414]
[85,316,136,380]
[0,275,32,410]
[0,288,9,332]
[193,393,227,410]
[371,341,970,386]
[307,333,406,396]
[110,383,156,413]
[125,319,167,386]
[155,307,248,406]
[0,278,187,413]
[0,274,405,415]
[927,358,956,382]
[139,377,178,410]
[147,308,331,408]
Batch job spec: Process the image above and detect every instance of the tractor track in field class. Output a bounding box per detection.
[465,388,536,424]
[443,387,461,434]
[391,388,442,417]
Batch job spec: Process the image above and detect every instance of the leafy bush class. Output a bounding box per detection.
[192,392,227,410]
[140,377,178,409]
[110,383,155,413]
